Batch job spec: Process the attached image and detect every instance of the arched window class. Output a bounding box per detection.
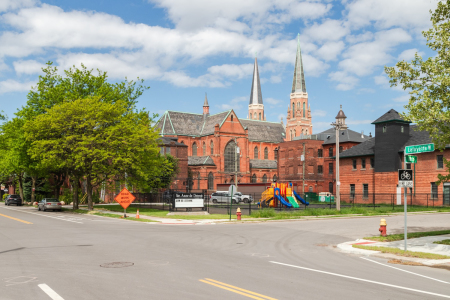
[294,129,296,137]
[303,102,306,117]
[274,148,278,160]
[231,115,233,121]
[192,142,197,156]
[180,141,185,144]
[264,147,268,160]
[224,141,240,173]
[329,147,333,157]
[273,175,277,182]
[203,142,206,156]
[292,102,295,116]
[251,174,257,183]
[305,129,308,135]
[208,172,214,190]
[262,174,267,183]
[254,112,256,119]
[254,146,258,159]
[210,140,214,155]
[339,146,343,153]
[290,130,293,141]
[259,113,261,120]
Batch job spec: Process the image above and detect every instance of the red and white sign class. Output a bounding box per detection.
[114,188,136,209]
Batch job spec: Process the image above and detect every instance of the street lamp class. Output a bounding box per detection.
[331,105,348,211]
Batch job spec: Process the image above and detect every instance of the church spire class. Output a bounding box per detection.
[292,34,306,93]
[203,92,209,106]
[203,93,209,116]
[249,57,263,105]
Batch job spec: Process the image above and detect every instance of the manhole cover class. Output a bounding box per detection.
[100,262,134,268]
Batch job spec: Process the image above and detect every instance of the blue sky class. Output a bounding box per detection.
[0,0,439,135]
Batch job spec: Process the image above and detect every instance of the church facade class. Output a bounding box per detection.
[156,36,310,191]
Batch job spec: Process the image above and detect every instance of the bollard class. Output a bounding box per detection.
[379,218,387,237]
[236,207,241,221]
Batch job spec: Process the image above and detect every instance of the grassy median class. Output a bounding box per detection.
[363,230,450,242]
[352,244,450,259]
[434,239,450,245]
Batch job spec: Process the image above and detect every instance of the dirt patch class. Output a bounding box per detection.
[388,259,424,266]
[430,264,450,271]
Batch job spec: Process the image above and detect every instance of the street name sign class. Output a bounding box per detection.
[405,143,434,155]
[114,188,135,209]
[398,169,413,188]
[405,155,417,163]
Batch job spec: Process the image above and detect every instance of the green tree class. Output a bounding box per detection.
[385,0,450,182]
[24,97,162,210]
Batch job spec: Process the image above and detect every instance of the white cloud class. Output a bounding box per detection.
[397,48,424,61]
[345,32,373,44]
[269,75,281,83]
[207,64,253,79]
[303,19,349,42]
[329,71,359,90]
[312,110,327,117]
[265,97,281,106]
[374,75,389,86]
[218,96,247,110]
[393,94,410,102]
[0,79,35,94]
[0,0,36,12]
[13,59,46,75]
[316,41,345,61]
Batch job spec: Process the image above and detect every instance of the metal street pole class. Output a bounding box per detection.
[336,124,340,211]
[404,155,407,251]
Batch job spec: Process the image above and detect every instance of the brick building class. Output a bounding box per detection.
[159,136,188,191]
[277,106,370,194]
[339,109,450,206]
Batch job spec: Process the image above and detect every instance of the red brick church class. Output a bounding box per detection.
[156,36,311,191]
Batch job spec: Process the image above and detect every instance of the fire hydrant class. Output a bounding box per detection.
[236,207,241,221]
[379,219,387,237]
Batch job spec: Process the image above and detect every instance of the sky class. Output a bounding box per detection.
[0,0,440,135]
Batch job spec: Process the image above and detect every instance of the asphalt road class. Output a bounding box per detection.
[1,205,449,300]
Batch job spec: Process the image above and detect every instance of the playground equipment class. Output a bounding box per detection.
[258,183,309,208]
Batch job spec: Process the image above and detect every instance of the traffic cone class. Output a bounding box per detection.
[136,209,140,219]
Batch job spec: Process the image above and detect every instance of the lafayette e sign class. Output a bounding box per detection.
[405,143,434,155]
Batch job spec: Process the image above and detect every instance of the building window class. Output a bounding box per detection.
[254,146,258,159]
[231,115,233,121]
[274,148,278,160]
[210,141,214,155]
[339,146,343,153]
[303,102,306,117]
[273,175,277,182]
[401,126,404,133]
[254,112,256,119]
[437,155,444,169]
[329,182,333,193]
[352,159,357,170]
[306,129,308,135]
[329,147,333,157]
[294,129,296,137]
[431,182,438,199]
[192,142,197,156]
[292,102,295,115]
[406,163,411,170]
[361,159,366,169]
[165,147,170,155]
[224,141,240,173]
[202,142,206,156]
[383,125,387,133]
[363,184,369,199]
[208,172,214,190]
[329,163,333,174]
[263,147,268,160]
[259,113,261,120]
[252,174,257,183]
[160,147,164,155]
[318,149,323,157]
[350,184,355,197]
[318,165,323,174]
[262,174,267,183]
[370,157,374,168]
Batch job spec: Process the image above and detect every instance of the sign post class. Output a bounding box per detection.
[114,188,136,218]
[398,169,413,251]
[228,184,236,221]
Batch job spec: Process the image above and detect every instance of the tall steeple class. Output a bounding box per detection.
[203,93,209,116]
[248,57,265,120]
[285,34,312,141]
[292,34,306,94]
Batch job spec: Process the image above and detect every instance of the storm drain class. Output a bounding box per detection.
[100,262,134,268]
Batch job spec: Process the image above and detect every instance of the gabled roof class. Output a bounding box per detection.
[240,119,285,143]
[372,109,410,124]
[340,138,375,158]
[188,156,216,166]
[158,136,187,147]
[250,159,277,169]
[321,128,371,145]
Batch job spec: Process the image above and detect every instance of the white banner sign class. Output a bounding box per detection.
[175,198,204,208]
[398,181,413,188]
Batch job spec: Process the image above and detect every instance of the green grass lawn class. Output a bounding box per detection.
[364,230,450,242]
[250,206,450,219]
[433,239,450,245]
[352,244,450,259]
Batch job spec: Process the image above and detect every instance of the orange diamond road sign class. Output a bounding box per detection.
[114,188,136,210]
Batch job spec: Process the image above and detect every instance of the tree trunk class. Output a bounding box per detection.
[86,175,93,211]
[72,177,79,210]
[31,176,36,203]
[18,173,25,202]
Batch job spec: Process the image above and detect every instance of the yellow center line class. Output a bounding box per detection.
[0,213,33,224]
[200,278,277,300]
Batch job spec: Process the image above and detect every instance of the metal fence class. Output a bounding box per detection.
[122,191,450,217]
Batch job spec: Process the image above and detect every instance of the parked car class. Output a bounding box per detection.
[38,198,62,211]
[234,192,253,203]
[5,194,22,206]
[210,191,240,204]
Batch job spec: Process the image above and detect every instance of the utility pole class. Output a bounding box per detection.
[331,106,347,211]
